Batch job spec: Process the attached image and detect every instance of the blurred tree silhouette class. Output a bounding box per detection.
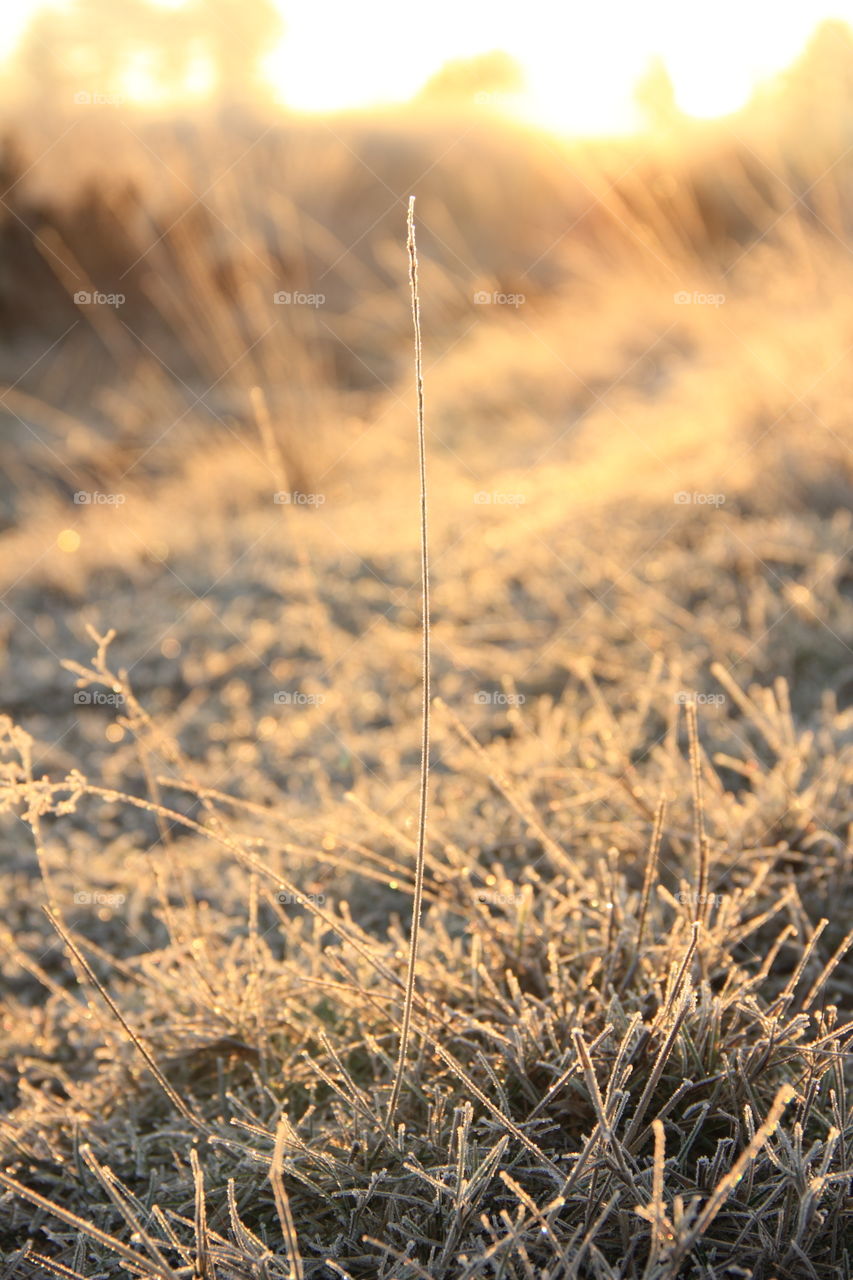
[417,50,524,107]
[780,19,853,131]
[16,0,282,108]
[634,58,682,132]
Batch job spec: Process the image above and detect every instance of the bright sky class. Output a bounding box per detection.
[262,0,853,132]
[4,0,853,134]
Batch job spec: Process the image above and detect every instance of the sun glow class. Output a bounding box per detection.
[6,0,853,135]
[261,0,853,135]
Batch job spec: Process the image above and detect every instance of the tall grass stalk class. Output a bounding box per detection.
[385,196,431,1134]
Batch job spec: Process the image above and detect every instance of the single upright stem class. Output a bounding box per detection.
[686,700,709,925]
[385,196,431,1134]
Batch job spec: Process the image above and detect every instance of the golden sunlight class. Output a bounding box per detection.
[263,0,850,133]
[4,0,853,1271]
[5,0,853,134]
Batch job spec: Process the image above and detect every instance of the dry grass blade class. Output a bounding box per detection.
[2,78,853,1280]
[637,795,666,952]
[661,1084,796,1276]
[385,195,431,1134]
[638,1118,672,1280]
[44,907,204,1130]
[685,701,710,925]
[191,1147,212,1279]
[0,1168,173,1277]
[270,1114,305,1279]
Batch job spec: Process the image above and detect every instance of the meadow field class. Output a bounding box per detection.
[0,22,852,1278]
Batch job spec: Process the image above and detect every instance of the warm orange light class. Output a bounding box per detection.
[7,1,853,137]
[57,529,81,553]
[260,1,853,135]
